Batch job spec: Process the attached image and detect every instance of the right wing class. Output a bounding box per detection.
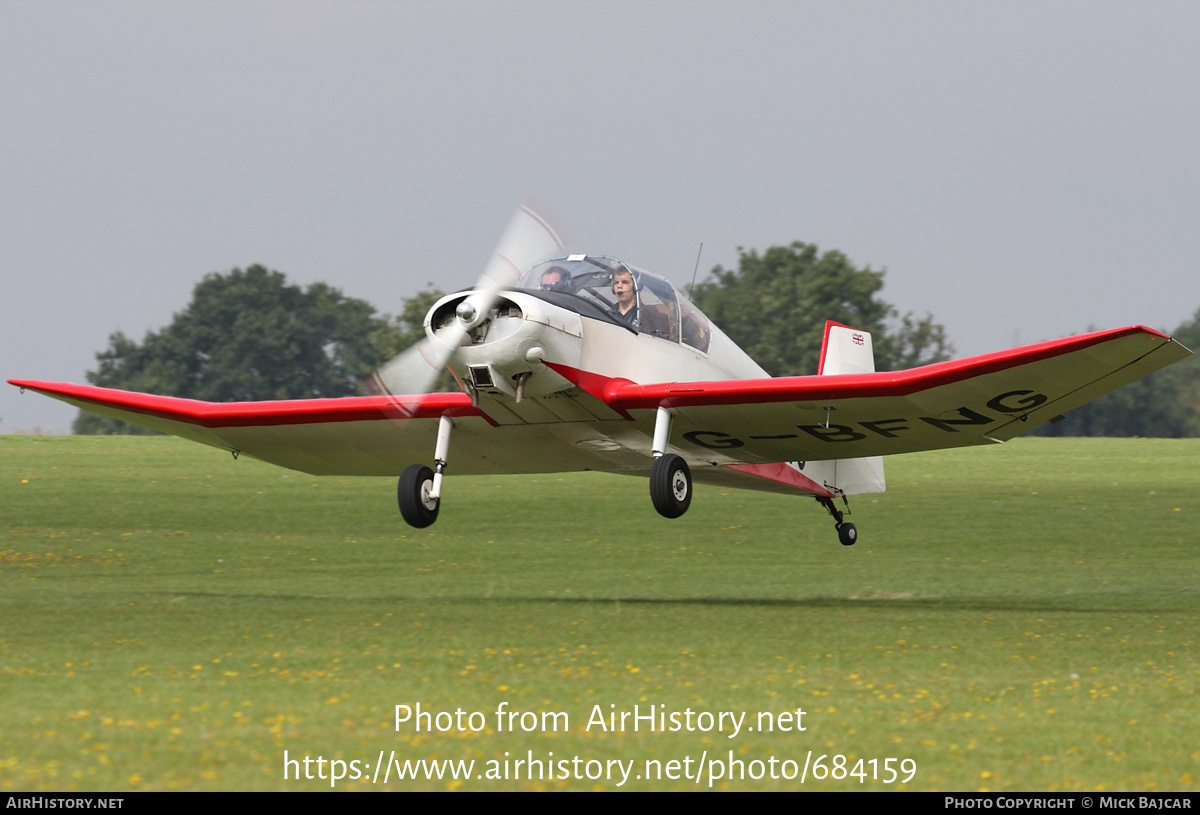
[6,382,499,476]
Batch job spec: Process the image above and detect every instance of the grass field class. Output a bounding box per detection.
[2,434,1197,791]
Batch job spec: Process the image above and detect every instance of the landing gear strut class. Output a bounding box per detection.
[648,406,693,519]
[397,416,454,529]
[817,494,857,546]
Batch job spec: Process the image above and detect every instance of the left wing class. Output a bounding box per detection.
[549,325,1192,463]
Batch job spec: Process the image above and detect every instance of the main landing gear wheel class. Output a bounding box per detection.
[837,522,858,546]
[398,464,439,528]
[650,454,692,519]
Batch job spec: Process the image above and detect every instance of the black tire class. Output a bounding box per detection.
[650,454,692,519]
[837,522,857,546]
[398,464,439,528]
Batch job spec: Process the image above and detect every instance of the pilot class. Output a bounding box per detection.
[612,269,668,335]
[539,266,571,292]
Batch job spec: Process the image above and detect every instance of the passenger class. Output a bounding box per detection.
[539,266,571,292]
[611,269,639,326]
[612,269,667,335]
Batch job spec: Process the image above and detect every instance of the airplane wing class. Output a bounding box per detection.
[10,325,1191,481]
[4,382,501,475]
[550,325,1193,463]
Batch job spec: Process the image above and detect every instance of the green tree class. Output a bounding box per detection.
[75,266,395,434]
[1032,309,1200,438]
[1181,311,1200,436]
[690,242,954,375]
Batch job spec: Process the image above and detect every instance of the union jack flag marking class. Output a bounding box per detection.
[852,333,865,346]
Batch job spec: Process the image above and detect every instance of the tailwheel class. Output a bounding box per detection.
[817,494,858,545]
[650,453,692,519]
[398,464,439,528]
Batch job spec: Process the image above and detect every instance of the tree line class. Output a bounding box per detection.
[74,251,1197,437]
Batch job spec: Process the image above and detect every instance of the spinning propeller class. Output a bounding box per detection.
[370,200,569,398]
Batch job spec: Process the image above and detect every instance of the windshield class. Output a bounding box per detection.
[521,256,711,352]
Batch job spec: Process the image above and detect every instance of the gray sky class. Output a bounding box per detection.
[4,0,1198,433]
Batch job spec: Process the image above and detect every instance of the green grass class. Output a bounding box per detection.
[2,435,1197,791]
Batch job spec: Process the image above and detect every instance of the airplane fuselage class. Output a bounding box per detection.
[381,257,853,500]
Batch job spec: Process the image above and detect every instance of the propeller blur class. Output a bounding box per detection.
[370,200,569,398]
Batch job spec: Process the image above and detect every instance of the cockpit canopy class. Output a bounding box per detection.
[520,255,711,353]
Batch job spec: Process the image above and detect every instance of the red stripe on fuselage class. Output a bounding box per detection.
[725,462,834,497]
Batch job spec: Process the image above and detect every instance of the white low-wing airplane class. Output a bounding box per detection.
[10,204,1193,545]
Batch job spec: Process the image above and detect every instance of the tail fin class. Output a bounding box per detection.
[814,321,886,495]
[818,321,876,375]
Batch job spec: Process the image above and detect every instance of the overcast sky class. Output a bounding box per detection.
[3,0,1197,433]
